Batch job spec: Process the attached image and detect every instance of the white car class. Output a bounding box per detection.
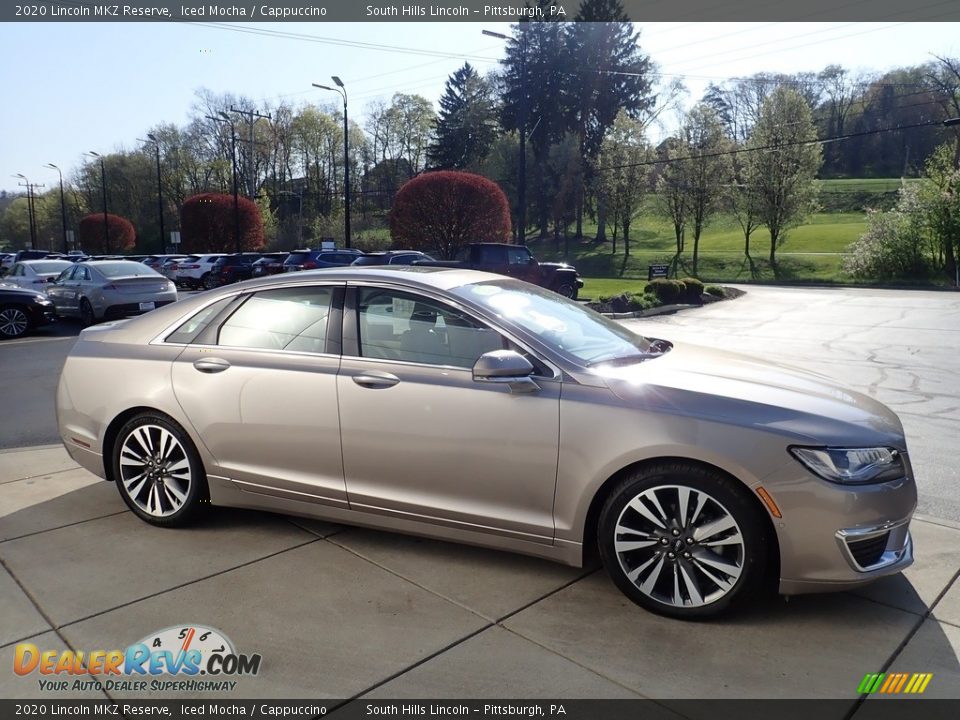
[5,259,74,289]
[175,254,226,289]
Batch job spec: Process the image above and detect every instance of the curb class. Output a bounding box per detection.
[600,303,698,319]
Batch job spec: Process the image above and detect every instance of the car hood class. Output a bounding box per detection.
[0,285,48,300]
[593,341,906,448]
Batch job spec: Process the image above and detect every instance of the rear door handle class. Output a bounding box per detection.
[352,372,400,389]
[193,357,231,374]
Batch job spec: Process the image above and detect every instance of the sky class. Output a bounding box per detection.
[1,20,958,194]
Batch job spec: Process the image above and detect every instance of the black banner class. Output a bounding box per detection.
[2,0,959,23]
[2,700,960,720]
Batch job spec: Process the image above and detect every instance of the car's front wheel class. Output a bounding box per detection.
[0,305,30,339]
[597,462,768,618]
[553,281,578,300]
[112,413,207,527]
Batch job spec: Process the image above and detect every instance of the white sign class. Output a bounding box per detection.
[170,231,181,246]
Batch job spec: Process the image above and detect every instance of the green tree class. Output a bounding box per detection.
[677,104,733,276]
[428,63,498,171]
[599,112,649,259]
[746,87,822,269]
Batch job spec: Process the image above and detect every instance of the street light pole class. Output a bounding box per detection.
[483,28,526,243]
[43,164,69,253]
[13,173,37,248]
[139,135,166,254]
[312,78,351,248]
[86,152,109,253]
[207,113,242,253]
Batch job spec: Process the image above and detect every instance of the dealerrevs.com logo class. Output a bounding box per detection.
[14,625,261,693]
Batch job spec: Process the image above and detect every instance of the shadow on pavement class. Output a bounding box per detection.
[1,481,958,702]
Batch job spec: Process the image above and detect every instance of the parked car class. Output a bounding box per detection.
[418,243,583,299]
[282,249,361,272]
[0,285,57,339]
[5,259,74,289]
[204,253,262,289]
[56,268,916,619]
[157,256,189,282]
[142,255,185,271]
[175,254,227,289]
[13,249,53,263]
[251,253,289,278]
[0,253,15,275]
[46,260,177,326]
[352,250,436,266]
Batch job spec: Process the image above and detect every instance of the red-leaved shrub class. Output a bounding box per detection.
[180,193,264,253]
[78,213,136,254]
[389,171,511,259]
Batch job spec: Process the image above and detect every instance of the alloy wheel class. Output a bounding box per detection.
[613,484,745,608]
[0,307,29,338]
[118,424,193,518]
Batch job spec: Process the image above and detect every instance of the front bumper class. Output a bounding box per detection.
[759,459,917,595]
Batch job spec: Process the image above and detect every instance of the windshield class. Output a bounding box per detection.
[453,280,652,366]
[96,262,161,278]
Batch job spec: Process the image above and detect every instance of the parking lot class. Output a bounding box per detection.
[1,284,958,705]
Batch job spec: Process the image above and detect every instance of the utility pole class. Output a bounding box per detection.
[229,106,272,199]
[13,174,42,248]
[43,164,69,254]
[207,114,242,253]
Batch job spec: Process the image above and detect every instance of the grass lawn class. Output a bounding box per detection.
[530,211,866,287]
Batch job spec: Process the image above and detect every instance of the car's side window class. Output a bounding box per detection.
[217,286,334,353]
[77,267,91,282]
[357,288,506,369]
[165,297,234,344]
[507,247,531,265]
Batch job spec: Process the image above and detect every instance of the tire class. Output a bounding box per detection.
[112,413,207,527]
[203,273,217,290]
[597,462,768,619]
[0,305,30,339]
[553,281,577,300]
[79,298,96,327]
[199,272,210,290]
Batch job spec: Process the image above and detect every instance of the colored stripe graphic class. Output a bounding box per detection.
[858,673,884,693]
[858,672,933,694]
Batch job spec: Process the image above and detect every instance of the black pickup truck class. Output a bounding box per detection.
[417,243,584,299]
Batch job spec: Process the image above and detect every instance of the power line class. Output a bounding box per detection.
[598,118,954,173]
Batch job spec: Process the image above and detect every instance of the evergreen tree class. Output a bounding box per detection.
[428,63,497,171]
[565,0,655,238]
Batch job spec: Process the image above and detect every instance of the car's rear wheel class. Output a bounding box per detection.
[597,462,768,618]
[79,298,96,327]
[0,305,30,339]
[112,413,207,527]
[203,274,217,290]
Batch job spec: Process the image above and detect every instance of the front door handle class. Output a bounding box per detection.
[193,357,231,374]
[352,372,400,389]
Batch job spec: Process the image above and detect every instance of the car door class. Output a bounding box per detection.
[48,266,78,314]
[337,284,561,543]
[506,246,540,284]
[170,283,348,507]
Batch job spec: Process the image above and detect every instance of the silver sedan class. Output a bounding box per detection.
[46,260,177,325]
[55,268,916,618]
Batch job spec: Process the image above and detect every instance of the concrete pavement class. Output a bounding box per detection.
[1,444,958,707]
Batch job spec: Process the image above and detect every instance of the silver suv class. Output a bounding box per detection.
[175,254,226,289]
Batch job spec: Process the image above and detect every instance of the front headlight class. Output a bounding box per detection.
[790,446,904,485]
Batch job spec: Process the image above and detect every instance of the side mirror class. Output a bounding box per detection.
[472,350,539,393]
